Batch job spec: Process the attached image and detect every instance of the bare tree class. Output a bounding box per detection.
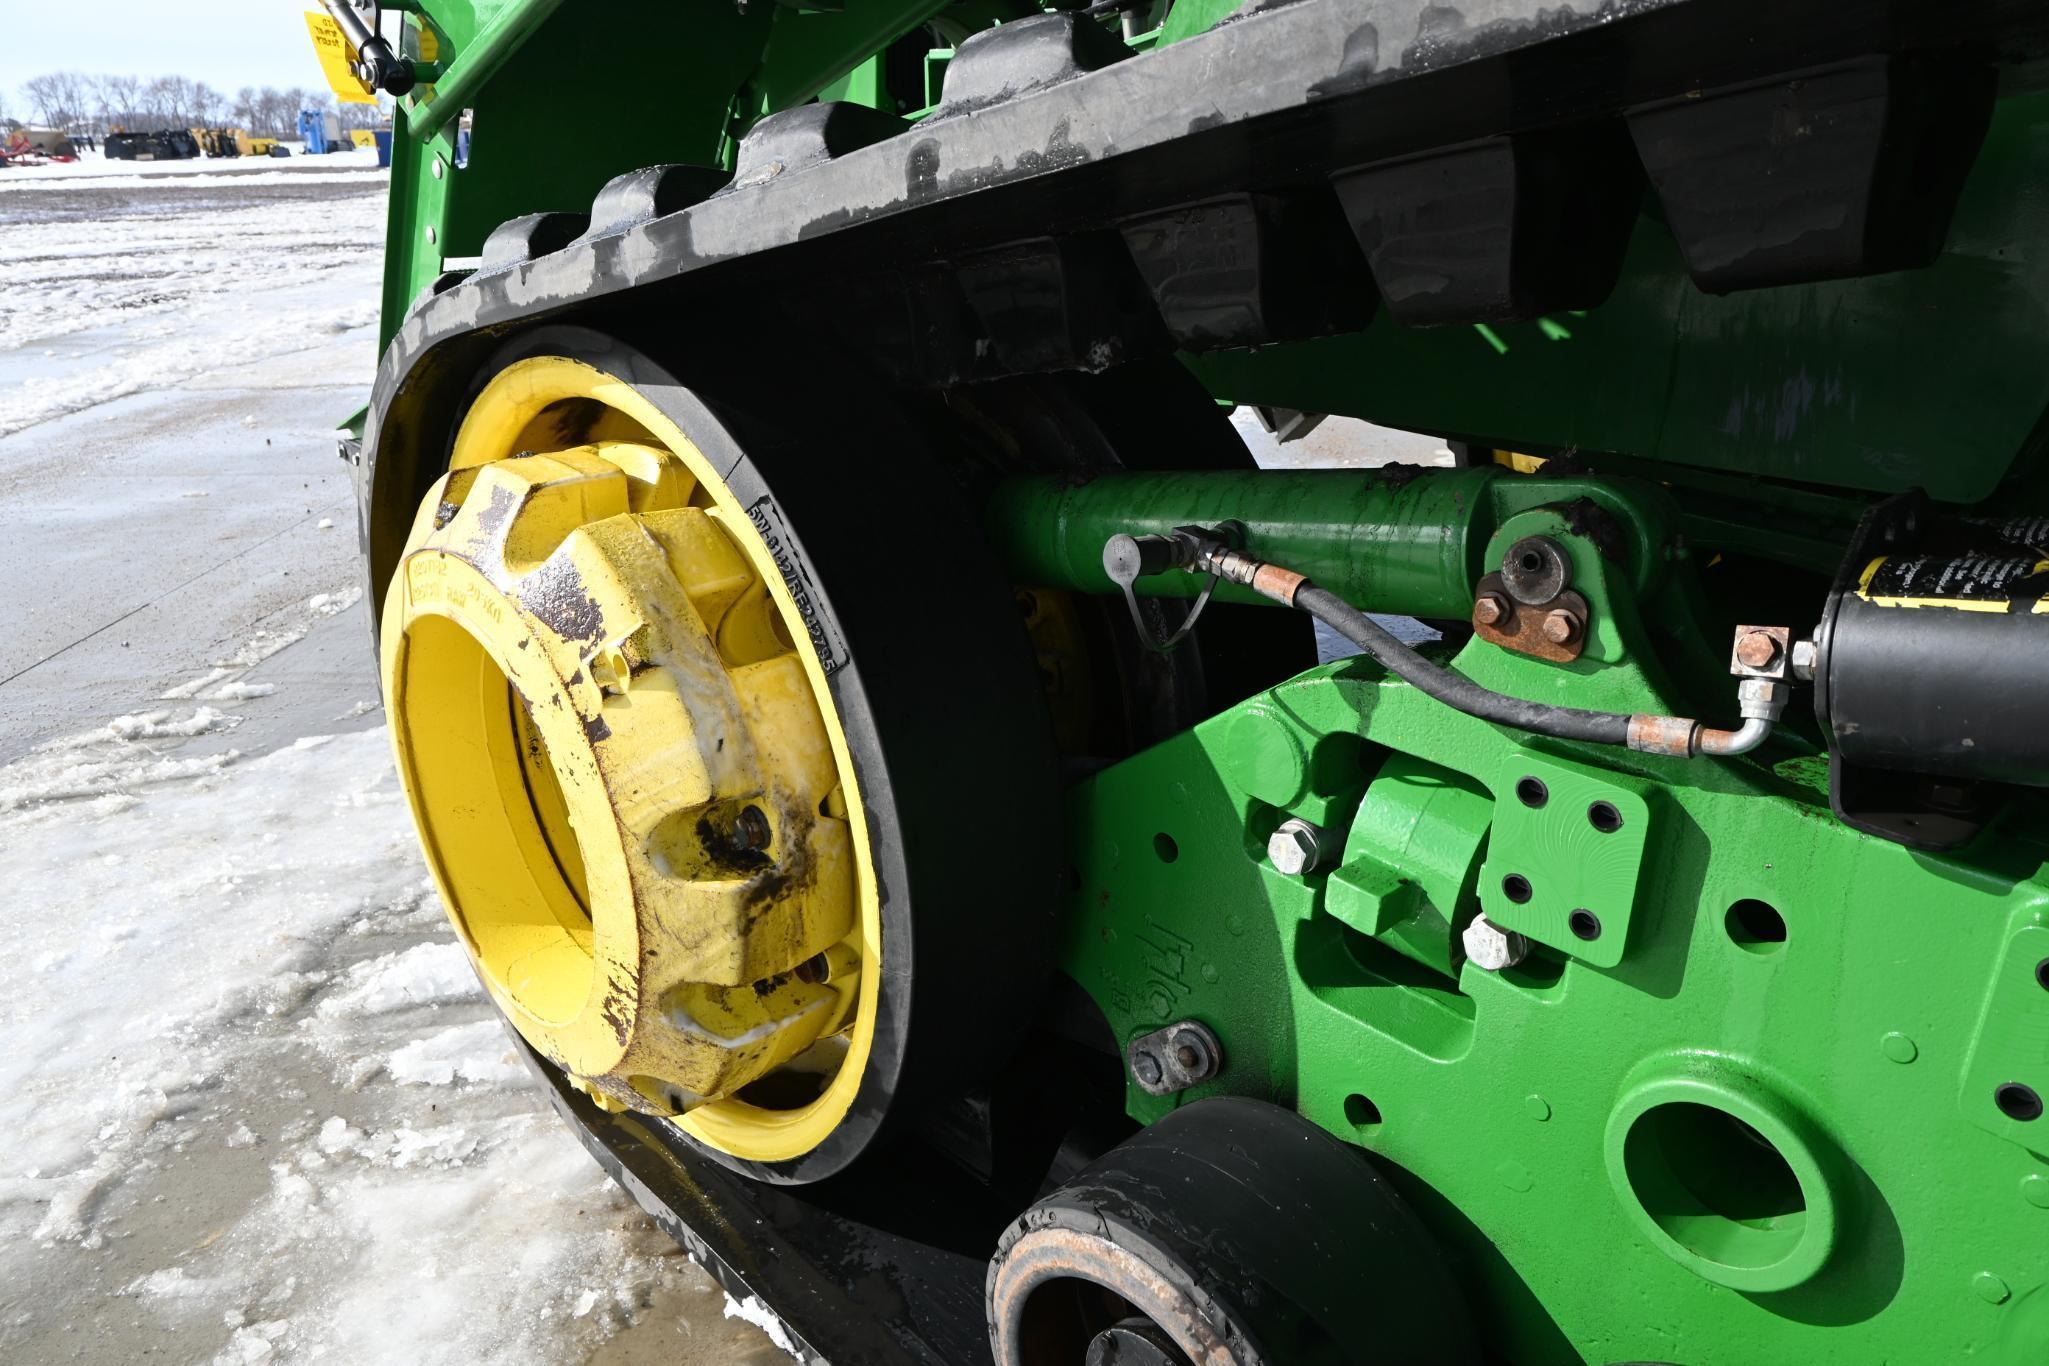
[18,70,389,141]
[258,87,298,137]
[24,72,92,130]
[95,74,144,130]
[336,95,390,133]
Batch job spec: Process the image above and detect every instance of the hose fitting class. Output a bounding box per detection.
[1108,526,1796,764]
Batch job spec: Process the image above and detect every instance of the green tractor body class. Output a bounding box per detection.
[346,2,2049,1361]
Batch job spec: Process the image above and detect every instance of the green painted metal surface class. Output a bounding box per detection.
[1051,479,2049,1362]
[1191,92,2049,507]
[990,467,1678,617]
[361,6,2049,1356]
[740,1,952,120]
[402,0,564,142]
[376,1,773,350]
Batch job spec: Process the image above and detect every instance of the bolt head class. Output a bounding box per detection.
[1462,915,1530,972]
[1790,638,1819,680]
[733,805,771,852]
[1267,818,1322,876]
[1473,593,1508,627]
[1735,630,1782,670]
[1540,609,1580,645]
[1131,1048,1163,1087]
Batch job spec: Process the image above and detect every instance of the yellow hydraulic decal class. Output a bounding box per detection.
[304,11,379,105]
[381,357,879,1163]
[1855,555,2049,613]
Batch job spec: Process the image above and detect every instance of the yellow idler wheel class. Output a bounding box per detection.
[380,355,893,1171]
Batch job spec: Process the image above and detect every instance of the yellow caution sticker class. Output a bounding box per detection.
[304,11,379,105]
[1856,555,2049,613]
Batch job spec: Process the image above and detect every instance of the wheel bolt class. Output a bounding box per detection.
[1541,609,1580,644]
[734,805,770,851]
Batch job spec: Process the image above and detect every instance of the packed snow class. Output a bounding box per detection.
[0,158,387,436]
[0,656,792,1362]
[0,157,787,1364]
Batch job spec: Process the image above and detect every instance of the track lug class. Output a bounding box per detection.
[932,11,1131,118]
[727,102,908,190]
[1121,192,1375,350]
[1333,125,1640,326]
[480,211,592,275]
[1629,56,1995,293]
[582,164,730,241]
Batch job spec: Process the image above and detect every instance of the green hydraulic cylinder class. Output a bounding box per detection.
[989,464,1677,616]
[989,466,1505,619]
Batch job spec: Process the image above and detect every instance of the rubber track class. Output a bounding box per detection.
[358,0,2048,557]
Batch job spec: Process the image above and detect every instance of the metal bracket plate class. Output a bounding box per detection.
[1472,571,1591,663]
[1478,751,1650,969]
[1958,921,2049,1157]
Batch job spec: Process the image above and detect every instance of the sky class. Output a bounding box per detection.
[1,1,331,110]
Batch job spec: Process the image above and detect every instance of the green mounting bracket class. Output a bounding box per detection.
[1479,751,1650,969]
[1328,753,1492,979]
[1959,918,2049,1157]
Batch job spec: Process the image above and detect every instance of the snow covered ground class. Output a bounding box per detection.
[0,159,784,1364]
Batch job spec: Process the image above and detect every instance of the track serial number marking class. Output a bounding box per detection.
[746,497,847,677]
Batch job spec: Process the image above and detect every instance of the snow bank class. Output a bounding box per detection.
[0,716,785,1360]
[0,176,387,434]
[0,150,385,186]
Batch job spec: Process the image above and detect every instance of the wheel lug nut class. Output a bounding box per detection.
[734,805,770,851]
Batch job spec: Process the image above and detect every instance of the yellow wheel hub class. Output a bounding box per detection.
[380,356,879,1163]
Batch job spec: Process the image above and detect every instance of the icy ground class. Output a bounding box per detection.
[0,158,784,1363]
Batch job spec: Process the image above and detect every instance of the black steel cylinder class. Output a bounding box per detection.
[1815,515,2049,785]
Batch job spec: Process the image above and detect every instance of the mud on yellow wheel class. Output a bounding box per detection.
[373,331,1059,1181]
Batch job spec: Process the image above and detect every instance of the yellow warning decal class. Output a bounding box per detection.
[305,12,379,105]
[1856,555,2049,613]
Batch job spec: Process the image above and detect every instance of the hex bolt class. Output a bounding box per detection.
[734,805,771,852]
[1540,609,1581,645]
[1735,630,1782,671]
[1474,592,1509,627]
[1130,1048,1164,1088]
[1462,915,1531,971]
[1267,818,1330,876]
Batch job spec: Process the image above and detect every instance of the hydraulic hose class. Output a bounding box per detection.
[1294,583,1633,745]
[1106,530,1782,760]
